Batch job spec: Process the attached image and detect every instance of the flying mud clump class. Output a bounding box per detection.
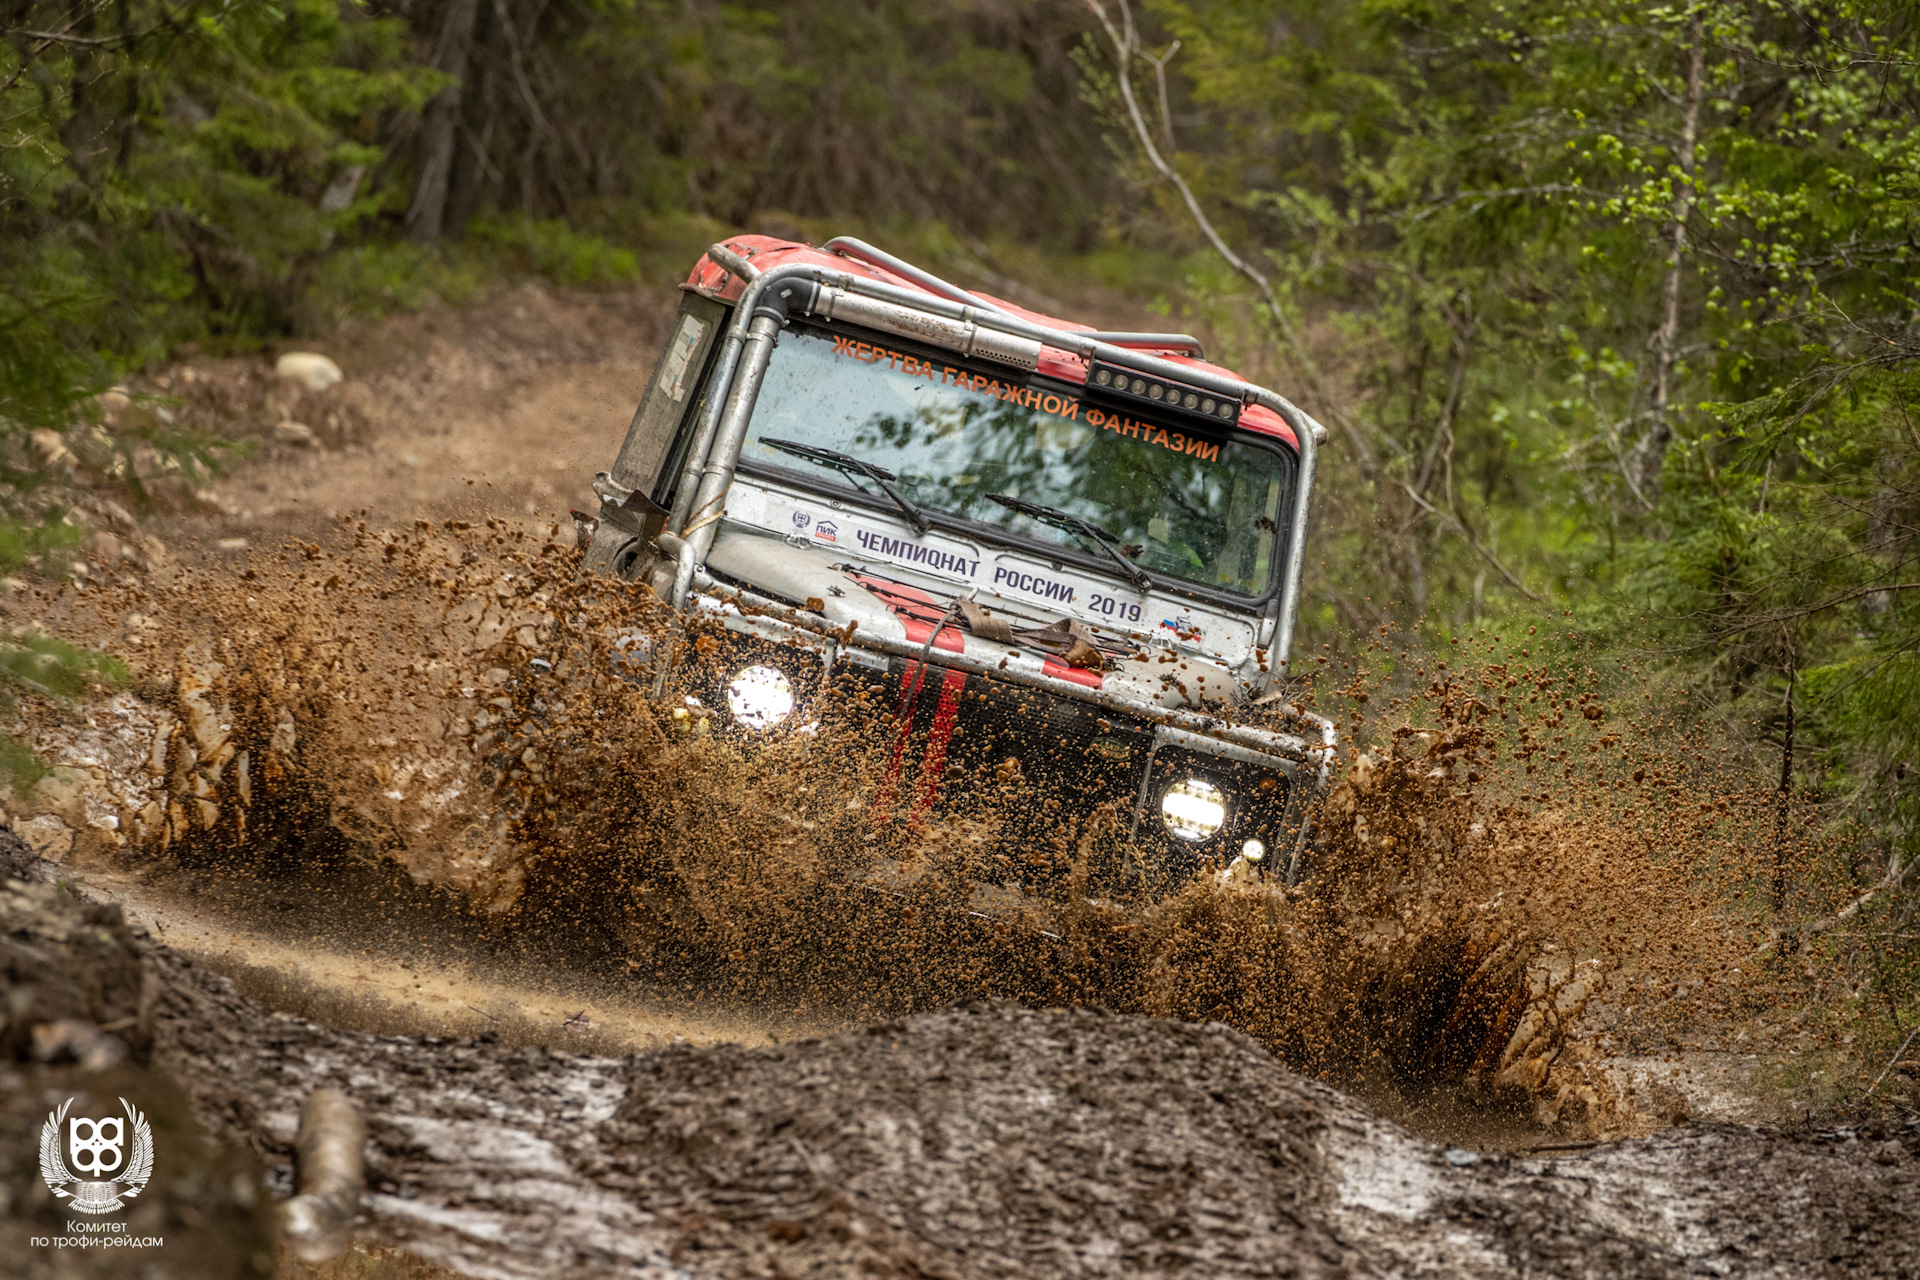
[41,519,1784,1134]
[1131,667,1761,1134]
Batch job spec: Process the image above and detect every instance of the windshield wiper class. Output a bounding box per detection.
[760,438,930,535]
[983,493,1152,591]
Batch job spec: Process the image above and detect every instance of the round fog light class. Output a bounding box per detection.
[1241,839,1266,863]
[725,664,794,730]
[1161,777,1225,842]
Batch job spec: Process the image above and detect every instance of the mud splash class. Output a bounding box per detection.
[26,519,1823,1138]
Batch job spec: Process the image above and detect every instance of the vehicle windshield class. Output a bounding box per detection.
[738,324,1292,597]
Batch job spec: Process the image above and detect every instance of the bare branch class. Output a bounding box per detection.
[0,0,118,95]
[1865,1023,1920,1099]
[1397,483,1544,602]
[3,28,123,47]
[1140,38,1181,155]
[1081,2,1268,306]
[1080,0,1383,473]
[1748,854,1920,965]
[1701,582,1920,641]
[1632,9,1707,500]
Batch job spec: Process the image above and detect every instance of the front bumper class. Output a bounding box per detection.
[661,585,1334,891]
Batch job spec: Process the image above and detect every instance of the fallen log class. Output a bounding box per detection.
[279,1088,366,1262]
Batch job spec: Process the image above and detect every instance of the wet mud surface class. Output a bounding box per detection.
[81,852,798,1058]
[9,286,1920,1276]
[5,836,1917,1279]
[2,830,284,1279]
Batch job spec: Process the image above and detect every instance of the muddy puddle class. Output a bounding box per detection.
[6,849,1915,1280]
[79,857,797,1057]
[14,514,1856,1152]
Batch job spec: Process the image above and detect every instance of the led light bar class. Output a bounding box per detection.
[1087,361,1242,427]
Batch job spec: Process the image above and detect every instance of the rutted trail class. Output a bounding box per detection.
[8,286,1825,1126]
[83,859,795,1056]
[6,856,1917,1280]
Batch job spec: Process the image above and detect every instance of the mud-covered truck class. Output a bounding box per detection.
[582,236,1335,889]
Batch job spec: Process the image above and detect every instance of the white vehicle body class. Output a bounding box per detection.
[583,236,1335,886]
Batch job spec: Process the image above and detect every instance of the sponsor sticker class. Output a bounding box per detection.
[658,314,707,403]
[823,333,1221,465]
[1161,615,1207,643]
[1086,408,1222,462]
[791,510,811,530]
[813,520,838,543]
[828,336,1083,421]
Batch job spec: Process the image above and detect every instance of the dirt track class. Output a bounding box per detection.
[5,839,1917,1280]
[189,282,665,535]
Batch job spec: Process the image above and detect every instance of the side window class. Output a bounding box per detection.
[651,378,714,511]
[608,293,728,502]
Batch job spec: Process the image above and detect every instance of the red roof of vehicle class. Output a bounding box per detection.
[684,236,1298,450]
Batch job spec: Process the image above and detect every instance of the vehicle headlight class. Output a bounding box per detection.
[1160,777,1226,841]
[725,664,794,730]
[1240,838,1266,863]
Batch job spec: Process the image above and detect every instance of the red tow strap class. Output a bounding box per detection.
[867,599,967,825]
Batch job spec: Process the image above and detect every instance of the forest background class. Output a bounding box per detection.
[4,0,1918,1088]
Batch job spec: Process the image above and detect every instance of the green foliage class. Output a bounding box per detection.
[1108,0,1918,644]
[1091,0,1920,1063]
[512,0,1109,241]
[0,516,82,575]
[0,0,437,499]
[0,733,44,796]
[301,218,647,331]
[0,0,433,784]
[0,632,127,707]
[465,216,639,287]
[1807,649,1920,840]
[3,0,1107,401]
[0,0,1128,788]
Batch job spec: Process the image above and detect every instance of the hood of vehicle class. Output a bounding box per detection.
[706,483,1273,712]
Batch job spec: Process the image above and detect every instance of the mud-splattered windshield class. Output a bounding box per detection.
[738,324,1293,597]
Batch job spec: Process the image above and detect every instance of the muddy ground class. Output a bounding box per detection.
[7,280,1920,1276]
[6,829,1918,1280]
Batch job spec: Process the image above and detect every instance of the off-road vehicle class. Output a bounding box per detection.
[582,236,1335,889]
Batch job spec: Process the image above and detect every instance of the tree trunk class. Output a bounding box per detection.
[1773,629,1796,916]
[444,0,501,241]
[1634,15,1706,502]
[405,0,482,244]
